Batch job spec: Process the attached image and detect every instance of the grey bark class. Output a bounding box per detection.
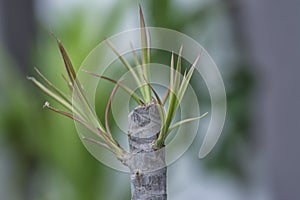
[127,103,167,200]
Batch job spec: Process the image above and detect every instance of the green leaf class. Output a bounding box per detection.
[130,42,149,100]
[55,39,105,132]
[47,100,125,157]
[139,5,152,102]
[168,112,208,134]
[82,70,144,105]
[177,54,200,104]
[27,76,73,112]
[82,137,111,151]
[54,37,76,85]
[139,4,150,67]
[34,67,71,103]
[44,102,91,131]
[170,52,175,88]
[105,39,148,101]
[143,75,162,105]
[173,46,183,92]
[61,74,73,92]
[161,87,170,106]
[155,52,202,148]
[105,81,120,139]
[33,68,85,118]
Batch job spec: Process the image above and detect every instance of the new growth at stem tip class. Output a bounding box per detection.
[28,5,207,163]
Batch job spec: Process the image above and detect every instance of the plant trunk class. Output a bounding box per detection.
[127,103,167,200]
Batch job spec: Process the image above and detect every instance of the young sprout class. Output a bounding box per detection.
[28,5,207,165]
[28,6,209,200]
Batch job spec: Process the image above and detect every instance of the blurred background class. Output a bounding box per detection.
[0,0,299,199]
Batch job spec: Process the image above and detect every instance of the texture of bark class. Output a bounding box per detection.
[127,103,167,200]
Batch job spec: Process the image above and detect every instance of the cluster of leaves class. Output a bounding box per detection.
[28,6,207,163]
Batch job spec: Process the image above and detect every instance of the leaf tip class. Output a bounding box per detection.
[139,4,146,28]
[26,76,34,81]
[179,45,183,55]
[138,4,143,15]
[50,32,61,43]
[43,101,50,108]
[193,53,201,67]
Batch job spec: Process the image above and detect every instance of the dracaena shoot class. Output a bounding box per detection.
[28,6,207,163]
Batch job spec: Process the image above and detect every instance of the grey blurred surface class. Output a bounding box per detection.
[0,0,36,73]
[239,0,300,199]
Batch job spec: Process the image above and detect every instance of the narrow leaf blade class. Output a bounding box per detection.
[168,112,208,133]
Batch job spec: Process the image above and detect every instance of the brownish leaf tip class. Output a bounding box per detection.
[105,83,121,134]
[139,4,146,28]
[55,39,77,84]
[49,32,61,43]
